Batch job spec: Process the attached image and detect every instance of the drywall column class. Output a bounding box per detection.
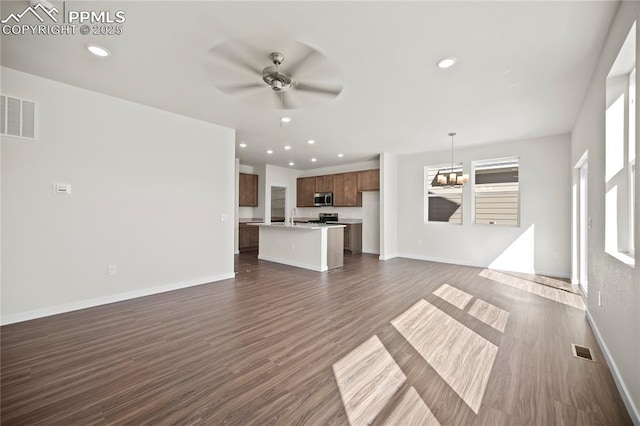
[235,158,240,254]
[380,152,398,260]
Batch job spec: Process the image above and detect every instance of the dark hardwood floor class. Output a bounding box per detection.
[1,252,632,425]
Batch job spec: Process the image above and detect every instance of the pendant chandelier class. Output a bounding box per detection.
[437,132,469,186]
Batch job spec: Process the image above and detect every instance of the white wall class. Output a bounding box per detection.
[361,191,380,254]
[571,2,640,421]
[1,68,236,324]
[380,152,398,260]
[395,134,571,277]
[234,158,240,253]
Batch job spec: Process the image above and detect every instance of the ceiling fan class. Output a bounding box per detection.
[205,40,343,110]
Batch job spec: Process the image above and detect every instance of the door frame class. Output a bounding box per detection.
[572,151,589,294]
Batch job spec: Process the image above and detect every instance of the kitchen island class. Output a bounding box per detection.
[252,223,345,272]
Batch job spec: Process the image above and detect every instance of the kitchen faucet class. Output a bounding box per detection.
[290,208,296,225]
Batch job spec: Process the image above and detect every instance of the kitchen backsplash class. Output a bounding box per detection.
[296,206,364,219]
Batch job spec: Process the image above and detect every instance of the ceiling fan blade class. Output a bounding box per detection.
[284,49,321,77]
[295,82,342,97]
[218,82,264,94]
[212,45,262,77]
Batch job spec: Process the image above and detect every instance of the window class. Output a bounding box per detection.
[631,160,636,255]
[629,68,636,256]
[605,21,635,266]
[425,164,463,224]
[473,158,519,226]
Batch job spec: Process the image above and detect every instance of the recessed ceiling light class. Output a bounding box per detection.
[87,44,111,57]
[338,153,344,158]
[289,162,294,166]
[267,149,273,154]
[284,145,291,150]
[436,57,456,69]
[239,143,247,148]
[308,140,315,145]
[280,117,291,123]
[311,158,317,162]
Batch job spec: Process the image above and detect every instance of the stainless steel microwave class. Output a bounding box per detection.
[313,192,333,207]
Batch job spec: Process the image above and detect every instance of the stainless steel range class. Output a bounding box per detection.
[308,213,338,224]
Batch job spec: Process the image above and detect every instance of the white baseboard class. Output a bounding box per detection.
[1,272,236,326]
[586,310,640,425]
[397,253,571,279]
[379,254,397,261]
[234,250,240,255]
[533,269,571,279]
[398,253,480,268]
[258,254,326,272]
[363,249,380,255]
[579,282,589,296]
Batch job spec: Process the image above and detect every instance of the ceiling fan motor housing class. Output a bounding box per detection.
[262,52,292,91]
[262,65,293,91]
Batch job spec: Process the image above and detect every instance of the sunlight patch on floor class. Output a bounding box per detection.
[391,299,498,414]
[332,335,406,425]
[479,269,585,310]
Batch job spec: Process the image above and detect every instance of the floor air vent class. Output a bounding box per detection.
[571,344,595,362]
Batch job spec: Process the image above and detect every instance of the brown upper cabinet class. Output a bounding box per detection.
[315,175,334,193]
[357,169,380,191]
[296,177,316,207]
[333,172,361,207]
[296,169,378,208]
[239,173,258,207]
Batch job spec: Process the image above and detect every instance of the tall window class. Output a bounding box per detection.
[605,21,635,265]
[631,161,636,255]
[629,68,636,256]
[473,158,520,226]
[425,164,463,224]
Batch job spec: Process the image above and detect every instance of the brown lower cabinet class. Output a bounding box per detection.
[239,224,259,251]
[342,223,362,254]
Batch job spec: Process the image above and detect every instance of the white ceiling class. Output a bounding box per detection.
[1,1,618,169]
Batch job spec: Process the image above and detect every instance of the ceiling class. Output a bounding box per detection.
[1,1,618,169]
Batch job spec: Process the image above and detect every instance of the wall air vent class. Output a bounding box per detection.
[1,95,37,140]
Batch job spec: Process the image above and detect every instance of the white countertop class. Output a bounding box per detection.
[252,223,346,230]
